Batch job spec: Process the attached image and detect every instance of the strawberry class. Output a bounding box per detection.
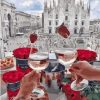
[57,23,70,38]
[30,33,37,43]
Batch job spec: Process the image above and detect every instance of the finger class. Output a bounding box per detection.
[71,61,81,69]
[40,96,48,100]
[76,75,83,84]
[30,97,38,100]
[29,71,39,80]
[24,70,35,79]
[69,67,80,74]
[30,93,38,97]
[33,73,40,81]
[29,70,36,77]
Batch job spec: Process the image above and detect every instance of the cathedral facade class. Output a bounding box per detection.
[43,0,90,35]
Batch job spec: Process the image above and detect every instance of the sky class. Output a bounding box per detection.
[7,0,100,19]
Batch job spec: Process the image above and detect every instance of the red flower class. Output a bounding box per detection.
[62,84,81,100]
[13,48,38,59]
[2,71,24,83]
[77,49,97,61]
[62,84,72,95]
[56,23,70,38]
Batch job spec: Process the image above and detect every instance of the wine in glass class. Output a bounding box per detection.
[55,48,88,91]
[28,52,49,98]
[55,48,77,69]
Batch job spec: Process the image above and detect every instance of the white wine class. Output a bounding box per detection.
[28,53,49,71]
[55,49,77,68]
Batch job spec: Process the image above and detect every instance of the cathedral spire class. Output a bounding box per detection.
[50,0,52,9]
[80,0,83,7]
[88,0,90,15]
[82,0,84,9]
[53,0,56,8]
[44,0,48,10]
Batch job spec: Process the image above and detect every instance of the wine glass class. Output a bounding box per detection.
[28,52,49,98]
[55,48,77,69]
[55,48,88,91]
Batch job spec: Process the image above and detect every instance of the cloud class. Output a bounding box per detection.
[7,0,100,19]
[26,10,43,17]
[90,0,100,19]
[7,0,16,3]
[21,0,33,7]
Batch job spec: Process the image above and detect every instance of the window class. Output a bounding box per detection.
[80,27,84,34]
[65,7,68,11]
[56,21,58,25]
[74,28,77,34]
[75,21,77,25]
[56,14,58,19]
[49,21,51,25]
[75,14,77,19]
[65,16,68,20]
[49,28,52,34]
[65,4,68,11]
[82,21,84,25]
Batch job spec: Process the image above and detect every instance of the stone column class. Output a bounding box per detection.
[0,0,4,57]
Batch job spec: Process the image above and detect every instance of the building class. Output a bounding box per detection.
[0,0,16,57]
[43,0,90,35]
[16,11,42,33]
[31,15,42,30]
[15,11,31,33]
[0,0,16,39]
[89,19,100,34]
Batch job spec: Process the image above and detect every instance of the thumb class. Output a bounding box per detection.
[29,70,36,77]
[28,71,39,81]
[69,67,80,74]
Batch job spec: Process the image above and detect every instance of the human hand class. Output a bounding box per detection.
[69,61,95,83]
[15,71,39,100]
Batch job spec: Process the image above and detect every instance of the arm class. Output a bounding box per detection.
[13,94,26,100]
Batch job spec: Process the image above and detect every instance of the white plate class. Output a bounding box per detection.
[0,58,16,74]
[32,88,44,98]
[71,79,88,91]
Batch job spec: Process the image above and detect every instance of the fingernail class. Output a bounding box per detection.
[69,69,73,72]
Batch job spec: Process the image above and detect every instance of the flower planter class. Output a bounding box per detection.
[2,71,24,100]
[13,48,37,74]
[16,58,32,74]
[16,58,29,69]
[62,84,81,100]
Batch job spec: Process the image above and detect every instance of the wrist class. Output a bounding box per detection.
[14,93,28,100]
[14,94,25,100]
[92,68,100,81]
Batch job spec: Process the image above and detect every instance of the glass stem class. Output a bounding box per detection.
[30,43,33,54]
[36,70,41,86]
